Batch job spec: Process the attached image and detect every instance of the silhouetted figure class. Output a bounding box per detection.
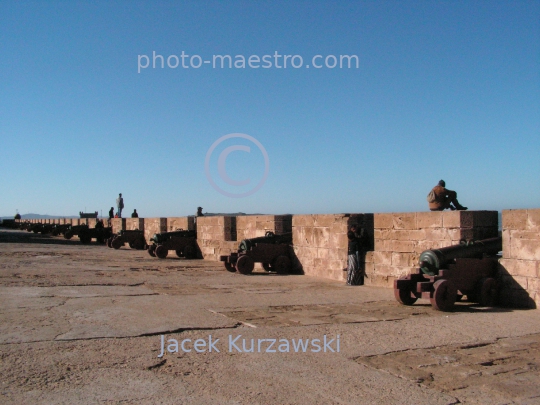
[347,225,368,285]
[196,207,204,217]
[427,180,468,211]
[116,193,124,218]
[131,209,139,218]
[95,219,104,229]
[14,213,21,220]
[108,207,114,219]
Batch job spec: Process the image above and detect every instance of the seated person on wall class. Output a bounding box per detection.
[427,180,468,211]
[131,209,138,218]
[196,207,204,217]
[95,219,104,229]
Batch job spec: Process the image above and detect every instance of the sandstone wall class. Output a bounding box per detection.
[167,217,195,232]
[111,218,125,234]
[498,209,540,308]
[196,216,237,261]
[292,214,374,281]
[367,211,499,288]
[144,218,167,243]
[236,215,292,240]
[125,218,144,232]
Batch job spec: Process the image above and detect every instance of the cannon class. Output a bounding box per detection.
[78,226,112,244]
[220,231,293,275]
[109,230,147,250]
[394,237,502,311]
[64,224,88,239]
[147,229,198,259]
[51,224,71,236]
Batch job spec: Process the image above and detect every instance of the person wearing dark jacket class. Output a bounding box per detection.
[428,180,468,211]
[347,225,367,285]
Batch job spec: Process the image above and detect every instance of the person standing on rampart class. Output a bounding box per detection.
[116,193,124,218]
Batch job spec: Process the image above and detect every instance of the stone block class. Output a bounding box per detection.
[424,228,451,241]
[502,229,511,259]
[389,240,416,253]
[392,252,417,267]
[510,237,540,261]
[442,211,461,228]
[373,251,392,266]
[416,211,443,228]
[392,213,416,230]
[499,259,538,278]
[374,213,393,229]
[313,214,340,227]
[503,209,528,230]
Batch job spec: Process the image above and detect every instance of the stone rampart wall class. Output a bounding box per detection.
[499,209,540,308]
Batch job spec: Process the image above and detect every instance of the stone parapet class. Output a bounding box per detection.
[292,213,374,281]
[144,218,167,243]
[498,209,540,308]
[196,216,238,261]
[167,217,195,232]
[236,215,292,240]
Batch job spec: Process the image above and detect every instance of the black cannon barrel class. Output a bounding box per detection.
[419,237,502,275]
[150,229,196,244]
[238,232,293,252]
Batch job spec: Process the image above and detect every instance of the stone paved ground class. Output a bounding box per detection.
[1,229,540,404]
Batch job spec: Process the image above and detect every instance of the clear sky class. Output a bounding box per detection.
[1,1,538,217]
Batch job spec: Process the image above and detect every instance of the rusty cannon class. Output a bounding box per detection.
[109,230,147,250]
[147,229,198,259]
[220,231,293,275]
[394,237,502,311]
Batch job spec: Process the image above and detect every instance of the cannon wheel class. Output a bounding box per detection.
[236,255,255,275]
[64,231,74,240]
[394,286,418,306]
[111,238,123,249]
[430,280,457,311]
[133,238,145,250]
[106,237,113,248]
[128,242,134,248]
[262,263,272,272]
[184,245,196,259]
[224,262,236,272]
[175,249,184,258]
[273,255,291,275]
[479,277,498,307]
[148,244,157,257]
[155,245,168,259]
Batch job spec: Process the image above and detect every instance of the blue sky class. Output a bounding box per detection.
[1,1,538,217]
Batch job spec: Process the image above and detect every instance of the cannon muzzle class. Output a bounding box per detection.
[419,237,502,275]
